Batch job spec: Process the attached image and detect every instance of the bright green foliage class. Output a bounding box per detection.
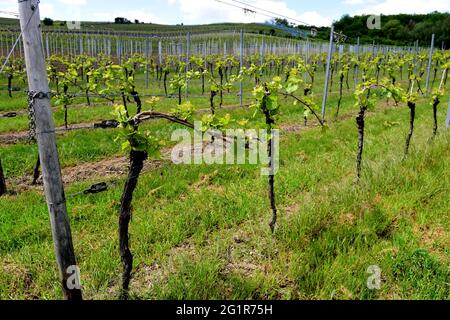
[113,105,162,156]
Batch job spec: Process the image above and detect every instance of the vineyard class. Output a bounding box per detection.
[0,4,449,301]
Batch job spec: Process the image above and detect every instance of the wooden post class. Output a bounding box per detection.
[223,40,227,59]
[413,40,419,75]
[304,39,309,82]
[158,40,162,66]
[355,37,360,87]
[203,41,207,69]
[5,32,10,57]
[118,38,122,63]
[321,26,334,123]
[425,34,435,96]
[60,34,64,55]
[45,32,49,58]
[11,31,15,58]
[18,0,82,300]
[185,32,190,98]
[260,35,264,66]
[239,29,244,106]
[145,38,149,90]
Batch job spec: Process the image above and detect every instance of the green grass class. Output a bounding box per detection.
[0,85,448,299]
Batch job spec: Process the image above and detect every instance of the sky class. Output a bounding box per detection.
[0,0,449,27]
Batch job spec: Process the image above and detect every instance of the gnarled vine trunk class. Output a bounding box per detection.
[201,68,205,95]
[121,91,129,117]
[404,101,416,156]
[119,150,147,300]
[7,75,13,98]
[131,90,142,114]
[163,70,169,97]
[64,84,69,129]
[267,136,277,233]
[335,73,344,118]
[356,107,366,181]
[85,74,91,106]
[210,90,217,116]
[431,97,439,139]
[261,86,277,233]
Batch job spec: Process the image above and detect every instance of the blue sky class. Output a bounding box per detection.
[1,0,449,27]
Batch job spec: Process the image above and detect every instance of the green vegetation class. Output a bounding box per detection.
[332,12,450,46]
[0,34,448,300]
[0,92,448,299]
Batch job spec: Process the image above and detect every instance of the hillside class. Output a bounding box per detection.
[2,12,449,47]
[0,17,295,38]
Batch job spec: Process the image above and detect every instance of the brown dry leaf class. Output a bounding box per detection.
[338,212,356,226]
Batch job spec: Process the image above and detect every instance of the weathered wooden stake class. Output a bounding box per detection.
[239,29,244,106]
[425,34,435,96]
[185,32,190,98]
[321,26,334,123]
[145,38,149,90]
[18,0,82,300]
[355,37,360,87]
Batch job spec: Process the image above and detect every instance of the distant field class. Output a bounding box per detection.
[0,17,298,38]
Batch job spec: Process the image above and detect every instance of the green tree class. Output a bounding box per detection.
[43,17,53,26]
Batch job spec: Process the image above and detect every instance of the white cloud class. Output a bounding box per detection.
[343,0,379,5]
[0,0,19,18]
[297,11,333,27]
[356,0,450,15]
[168,0,332,27]
[0,0,55,19]
[92,10,164,24]
[39,3,55,18]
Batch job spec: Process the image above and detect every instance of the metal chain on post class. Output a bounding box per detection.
[27,91,36,143]
[27,90,51,142]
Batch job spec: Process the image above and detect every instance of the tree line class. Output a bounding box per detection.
[330,12,450,47]
[273,13,450,48]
